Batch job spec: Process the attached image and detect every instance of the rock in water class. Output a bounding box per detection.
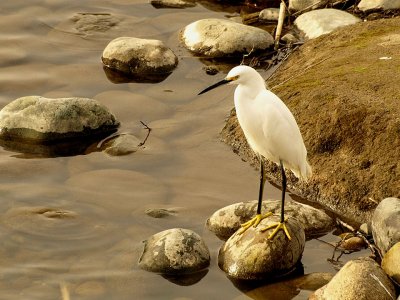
[103,134,141,156]
[102,37,178,75]
[311,258,396,300]
[207,199,334,240]
[371,197,400,254]
[180,18,274,57]
[139,228,210,274]
[0,96,119,142]
[381,242,400,286]
[218,216,305,280]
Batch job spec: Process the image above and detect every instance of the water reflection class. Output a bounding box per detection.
[102,66,173,84]
[161,269,208,286]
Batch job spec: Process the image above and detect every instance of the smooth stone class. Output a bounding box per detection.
[150,0,196,8]
[358,0,400,11]
[371,197,400,254]
[259,8,280,22]
[0,96,119,142]
[71,13,119,33]
[289,0,329,12]
[294,9,361,39]
[381,242,400,285]
[218,216,305,280]
[207,199,334,240]
[139,228,210,274]
[103,134,141,156]
[180,18,274,57]
[310,257,396,300]
[102,37,178,75]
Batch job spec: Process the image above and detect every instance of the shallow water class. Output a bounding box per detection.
[0,1,369,299]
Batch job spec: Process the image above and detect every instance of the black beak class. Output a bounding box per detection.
[198,79,231,95]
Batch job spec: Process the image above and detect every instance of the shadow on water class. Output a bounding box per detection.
[102,66,173,84]
[161,269,209,286]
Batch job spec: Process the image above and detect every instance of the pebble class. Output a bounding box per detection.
[180,18,274,57]
[371,197,400,254]
[218,215,305,280]
[139,228,210,274]
[294,8,361,39]
[206,199,334,240]
[310,257,396,300]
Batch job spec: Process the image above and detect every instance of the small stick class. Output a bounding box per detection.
[139,121,152,147]
[274,0,287,50]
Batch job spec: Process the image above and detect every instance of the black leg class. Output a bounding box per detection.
[280,160,287,223]
[257,157,265,215]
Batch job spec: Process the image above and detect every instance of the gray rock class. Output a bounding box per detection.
[71,13,119,33]
[218,215,305,280]
[381,242,400,286]
[371,197,400,254]
[0,96,119,142]
[102,37,178,75]
[207,199,334,241]
[259,8,280,22]
[150,0,196,8]
[139,228,210,274]
[294,9,361,39]
[180,18,274,57]
[358,0,400,11]
[311,258,396,300]
[289,0,330,12]
[103,134,141,156]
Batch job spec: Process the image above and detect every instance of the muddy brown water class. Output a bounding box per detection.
[0,1,369,299]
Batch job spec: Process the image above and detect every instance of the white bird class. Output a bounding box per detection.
[198,65,312,240]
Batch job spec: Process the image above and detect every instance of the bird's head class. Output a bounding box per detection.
[198,65,261,95]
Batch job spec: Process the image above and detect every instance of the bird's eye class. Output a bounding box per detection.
[227,75,239,81]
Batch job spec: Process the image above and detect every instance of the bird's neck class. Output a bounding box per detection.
[234,78,266,101]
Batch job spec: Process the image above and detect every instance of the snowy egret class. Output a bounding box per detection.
[198,65,312,240]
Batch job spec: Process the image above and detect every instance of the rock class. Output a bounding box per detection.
[139,228,210,274]
[145,208,177,218]
[282,32,300,44]
[207,199,334,240]
[259,8,280,22]
[0,96,119,142]
[103,134,141,156]
[358,0,400,11]
[381,242,400,285]
[338,234,367,251]
[289,0,330,12]
[180,18,274,57]
[294,9,361,39]
[102,37,178,75]
[311,258,396,300]
[359,222,372,236]
[371,197,400,254]
[150,0,196,8]
[218,215,305,280]
[71,13,119,33]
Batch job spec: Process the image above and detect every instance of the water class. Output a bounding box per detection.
[0,1,369,299]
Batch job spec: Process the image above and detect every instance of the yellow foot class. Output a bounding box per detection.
[260,219,292,240]
[238,212,272,234]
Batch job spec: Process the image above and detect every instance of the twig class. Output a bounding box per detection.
[139,121,152,147]
[275,0,288,50]
[370,273,395,300]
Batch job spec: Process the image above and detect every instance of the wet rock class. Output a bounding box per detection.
[289,0,330,12]
[180,18,274,57]
[102,37,178,75]
[311,257,396,300]
[0,96,119,142]
[294,9,361,39]
[259,8,280,22]
[218,216,305,280]
[103,134,141,156]
[381,242,400,285]
[358,0,400,11]
[371,197,400,254]
[71,13,119,33]
[207,199,334,241]
[150,0,196,9]
[139,228,210,274]
[145,208,177,218]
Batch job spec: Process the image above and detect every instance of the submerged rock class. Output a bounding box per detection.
[207,199,334,240]
[0,96,119,142]
[139,228,210,274]
[71,13,119,33]
[371,197,400,254]
[311,257,396,300]
[145,208,177,218]
[358,0,400,11]
[218,216,305,280]
[150,0,196,8]
[180,18,274,57]
[381,242,400,285]
[102,37,178,75]
[294,9,361,39]
[103,134,141,156]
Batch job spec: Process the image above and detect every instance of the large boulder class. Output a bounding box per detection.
[180,18,274,57]
[371,197,400,254]
[294,9,361,39]
[207,199,334,240]
[218,216,305,280]
[311,258,396,300]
